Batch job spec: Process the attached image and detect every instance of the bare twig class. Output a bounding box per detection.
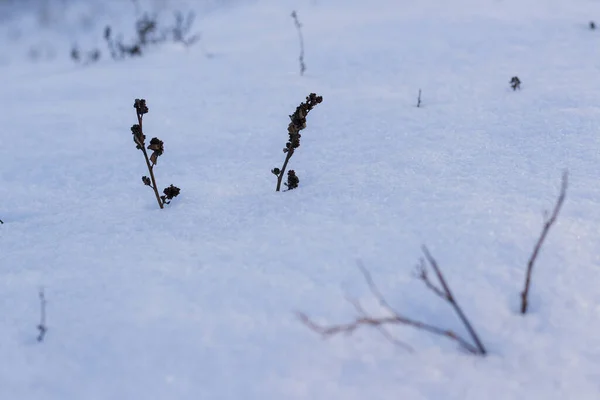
[346,295,414,352]
[421,246,486,355]
[414,259,446,299]
[417,89,422,108]
[520,171,568,314]
[291,11,306,76]
[37,289,47,342]
[299,256,486,355]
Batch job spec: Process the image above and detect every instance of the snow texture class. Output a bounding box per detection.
[1,0,600,398]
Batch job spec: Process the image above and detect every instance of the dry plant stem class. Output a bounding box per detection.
[298,308,478,354]
[298,260,484,355]
[135,113,163,209]
[37,289,47,342]
[421,246,486,355]
[417,89,422,107]
[520,171,568,314]
[276,149,294,192]
[346,295,414,352]
[291,11,306,76]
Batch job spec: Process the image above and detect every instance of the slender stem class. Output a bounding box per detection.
[37,289,47,342]
[521,171,567,314]
[137,113,163,209]
[276,150,294,192]
[292,11,306,76]
[422,246,487,355]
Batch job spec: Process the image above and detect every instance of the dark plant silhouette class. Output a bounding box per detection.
[590,21,596,30]
[131,98,180,209]
[272,93,323,191]
[291,11,306,76]
[520,172,568,314]
[169,11,200,47]
[417,89,422,108]
[73,9,200,64]
[37,288,47,342]
[285,170,299,190]
[299,247,487,355]
[510,76,521,91]
[70,46,101,65]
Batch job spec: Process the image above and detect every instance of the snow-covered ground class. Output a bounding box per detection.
[1,0,600,398]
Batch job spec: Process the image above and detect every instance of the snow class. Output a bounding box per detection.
[1,0,600,398]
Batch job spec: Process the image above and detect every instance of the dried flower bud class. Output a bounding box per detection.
[131,124,146,149]
[147,137,164,154]
[134,98,148,115]
[285,170,299,190]
[271,168,281,176]
[142,176,151,186]
[146,137,164,165]
[510,76,521,91]
[160,184,181,204]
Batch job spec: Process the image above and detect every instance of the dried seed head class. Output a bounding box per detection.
[134,98,148,115]
[147,137,164,154]
[161,184,181,204]
[285,93,322,151]
[142,176,151,186]
[510,76,521,90]
[131,124,146,149]
[285,170,299,190]
[147,137,164,165]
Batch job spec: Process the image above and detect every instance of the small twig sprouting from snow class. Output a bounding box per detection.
[291,11,306,76]
[37,289,47,342]
[417,89,422,107]
[520,171,568,314]
[420,246,486,355]
[298,253,486,355]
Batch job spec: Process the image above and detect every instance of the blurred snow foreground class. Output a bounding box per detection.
[1,0,600,399]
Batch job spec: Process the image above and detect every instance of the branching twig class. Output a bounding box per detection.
[37,289,47,342]
[299,253,487,355]
[291,11,306,76]
[421,246,486,355]
[346,295,414,352]
[520,171,568,314]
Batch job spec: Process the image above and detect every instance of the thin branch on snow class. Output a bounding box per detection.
[37,288,47,342]
[345,294,414,352]
[298,251,486,355]
[520,171,568,314]
[291,11,306,76]
[417,89,422,108]
[420,247,486,354]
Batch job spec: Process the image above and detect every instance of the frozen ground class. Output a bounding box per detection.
[1,0,600,398]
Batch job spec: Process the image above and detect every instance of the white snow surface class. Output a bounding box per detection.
[1,0,600,398]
